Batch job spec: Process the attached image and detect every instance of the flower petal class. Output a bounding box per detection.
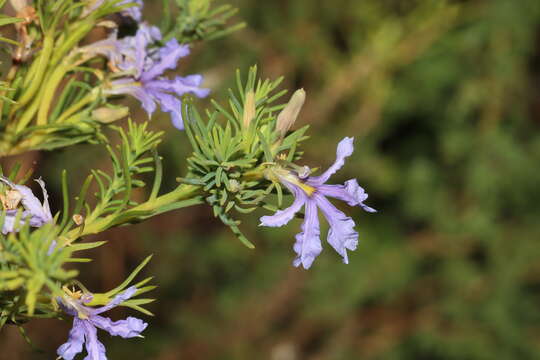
[82,0,143,20]
[119,0,143,21]
[133,27,151,77]
[108,80,157,116]
[13,185,42,215]
[306,137,354,186]
[91,315,148,338]
[171,75,210,98]
[292,199,322,269]
[148,90,184,129]
[143,76,209,129]
[109,25,161,78]
[315,194,358,264]
[1,210,23,234]
[34,178,53,221]
[0,176,52,232]
[141,39,190,81]
[11,180,52,227]
[57,318,85,360]
[145,76,210,99]
[92,286,137,315]
[317,179,376,212]
[81,32,121,68]
[344,179,376,212]
[81,321,107,360]
[260,184,306,227]
[316,184,355,205]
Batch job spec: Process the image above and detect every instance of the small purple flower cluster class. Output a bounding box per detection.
[84,0,209,129]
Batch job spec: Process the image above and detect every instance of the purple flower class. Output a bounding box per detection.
[80,22,161,73]
[0,176,53,234]
[83,0,143,20]
[119,0,143,21]
[260,137,376,269]
[100,25,209,129]
[80,0,209,129]
[57,286,147,360]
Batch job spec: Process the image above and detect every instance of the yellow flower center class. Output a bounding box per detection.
[61,286,90,320]
[264,165,316,196]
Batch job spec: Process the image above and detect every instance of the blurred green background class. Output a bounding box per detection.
[2,0,540,358]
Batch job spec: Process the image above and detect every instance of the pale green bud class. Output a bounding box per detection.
[242,90,256,128]
[276,89,306,138]
[91,106,129,124]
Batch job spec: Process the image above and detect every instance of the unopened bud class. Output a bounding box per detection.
[276,89,306,138]
[242,91,256,128]
[91,106,129,123]
[72,214,84,226]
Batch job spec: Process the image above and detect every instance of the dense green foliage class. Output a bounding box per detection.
[2,0,540,358]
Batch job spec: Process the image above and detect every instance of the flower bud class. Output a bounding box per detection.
[91,106,129,123]
[242,90,256,128]
[276,89,306,138]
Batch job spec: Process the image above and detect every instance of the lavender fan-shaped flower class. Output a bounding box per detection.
[88,21,209,129]
[260,137,376,269]
[57,286,147,360]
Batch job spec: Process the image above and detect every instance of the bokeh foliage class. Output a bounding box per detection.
[2,0,540,359]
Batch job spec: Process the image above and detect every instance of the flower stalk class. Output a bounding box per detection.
[62,184,202,244]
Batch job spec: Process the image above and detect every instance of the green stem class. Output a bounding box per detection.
[54,91,96,124]
[243,165,266,181]
[64,184,201,242]
[2,133,47,157]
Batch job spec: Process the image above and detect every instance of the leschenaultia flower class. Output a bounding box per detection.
[57,286,147,360]
[0,176,53,234]
[260,137,376,269]
[82,0,209,129]
[105,25,210,130]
